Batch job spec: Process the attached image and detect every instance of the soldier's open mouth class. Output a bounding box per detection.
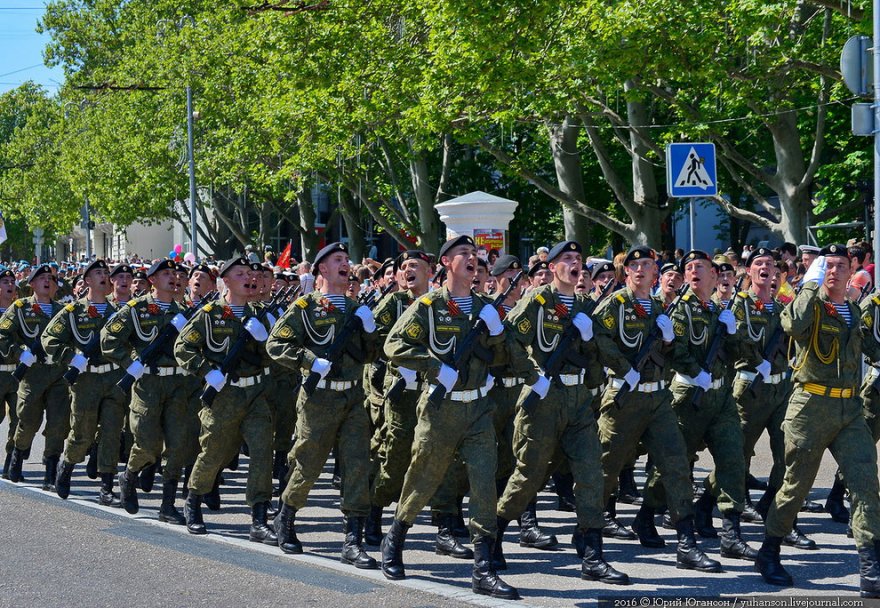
[759,272,769,279]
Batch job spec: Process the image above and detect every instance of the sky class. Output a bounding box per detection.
[0,1,66,95]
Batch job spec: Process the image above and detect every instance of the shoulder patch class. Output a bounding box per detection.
[735,306,745,321]
[184,329,202,344]
[405,323,423,339]
[108,320,125,334]
[602,312,615,329]
[674,321,686,337]
[534,294,546,305]
[13,299,23,308]
[615,294,625,303]
[64,303,75,312]
[866,314,874,329]
[0,319,11,330]
[276,325,294,339]
[127,299,138,307]
[295,297,308,309]
[738,291,749,299]
[419,296,432,306]
[682,294,692,302]
[203,304,214,313]
[873,295,880,306]
[517,318,532,334]
[48,321,64,335]
[378,311,392,325]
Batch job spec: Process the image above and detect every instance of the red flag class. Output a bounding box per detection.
[277,241,292,269]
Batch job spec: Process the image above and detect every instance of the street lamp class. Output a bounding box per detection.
[158,16,199,260]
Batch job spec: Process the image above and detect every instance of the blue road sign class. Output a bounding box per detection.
[666,142,718,198]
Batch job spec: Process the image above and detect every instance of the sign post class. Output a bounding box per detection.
[666,143,718,250]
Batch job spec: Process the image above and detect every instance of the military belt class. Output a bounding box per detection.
[87,363,119,374]
[736,370,785,385]
[673,372,725,391]
[558,371,585,386]
[610,377,667,393]
[316,379,359,391]
[230,371,266,388]
[427,384,486,403]
[587,386,602,398]
[148,366,185,376]
[802,383,857,399]
[500,377,526,388]
[0,364,15,372]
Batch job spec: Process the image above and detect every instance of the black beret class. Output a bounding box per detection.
[82,259,109,276]
[133,270,148,280]
[438,235,476,260]
[147,259,178,277]
[659,263,681,276]
[527,261,550,277]
[715,262,735,274]
[373,257,394,279]
[219,257,250,278]
[591,261,615,280]
[490,255,522,277]
[110,264,133,277]
[679,250,712,273]
[547,240,582,262]
[0,269,15,280]
[623,246,655,266]
[274,272,289,281]
[394,250,432,273]
[798,245,820,255]
[476,257,488,269]
[745,247,777,267]
[312,242,348,275]
[820,244,849,258]
[188,263,215,278]
[27,264,54,283]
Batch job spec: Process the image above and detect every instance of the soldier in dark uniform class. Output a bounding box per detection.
[0,268,20,478]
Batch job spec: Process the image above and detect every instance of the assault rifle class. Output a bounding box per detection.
[299,280,397,397]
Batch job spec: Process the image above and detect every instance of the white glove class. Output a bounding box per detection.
[483,374,495,393]
[694,370,713,391]
[529,375,551,400]
[802,255,826,286]
[310,357,332,380]
[265,312,277,328]
[205,369,227,392]
[397,366,418,390]
[755,359,772,380]
[125,360,145,380]
[170,313,188,332]
[437,363,459,393]
[355,306,376,333]
[623,367,640,389]
[656,314,674,342]
[244,317,269,342]
[571,312,593,342]
[478,304,503,336]
[718,309,736,335]
[18,348,36,367]
[70,353,88,373]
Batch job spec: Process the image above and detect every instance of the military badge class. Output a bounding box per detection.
[517,319,532,334]
[184,329,202,343]
[109,321,125,333]
[378,311,392,325]
[405,323,423,339]
[277,325,293,339]
[0,319,11,330]
[602,313,615,329]
[674,321,686,337]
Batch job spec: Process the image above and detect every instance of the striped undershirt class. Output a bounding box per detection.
[833,302,852,326]
[89,302,108,316]
[451,296,472,315]
[558,295,575,310]
[764,301,774,313]
[325,294,347,313]
[229,305,246,318]
[155,300,171,312]
[636,298,653,316]
[38,303,52,316]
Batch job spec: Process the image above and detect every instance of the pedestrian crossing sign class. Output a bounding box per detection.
[666,143,718,198]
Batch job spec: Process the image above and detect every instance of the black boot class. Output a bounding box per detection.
[203,472,221,511]
[276,502,303,554]
[755,535,792,586]
[783,518,817,550]
[249,502,279,545]
[580,528,631,585]
[453,497,469,538]
[55,460,75,499]
[331,457,341,490]
[341,516,378,569]
[158,479,185,525]
[754,486,775,519]
[493,517,510,570]
[603,497,637,540]
[118,467,139,514]
[184,493,207,535]
[273,450,289,497]
[99,472,121,507]
[675,516,722,572]
[42,455,59,491]
[693,491,718,538]
[825,475,849,524]
[364,505,383,546]
[861,542,880,598]
[747,473,768,491]
[380,518,410,580]
[85,443,98,480]
[662,511,675,530]
[518,500,557,549]
[139,462,157,493]
[436,514,474,559]
[800,497,823,513]
[618,467,643,505]
[632,505,665,548]
[8,447,25,483]
[553,471,576,512]
[741,493,763,523]
[265,499,279,519]
[719,511,758,561]
[472,536,519,600]
[2,450,10,479]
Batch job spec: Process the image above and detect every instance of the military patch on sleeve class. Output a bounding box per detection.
[48,322,64,335]
[405,323,423,339]
[0,319,11,330]
[109,321,125,334]
[517,319,532,334]
[602,313,615,329]
[378,311,392,325]
[866,314,874,329]
[277,325,294,339]
[674,321,686,337]
[735,307,745,321]
[184,329,202,344]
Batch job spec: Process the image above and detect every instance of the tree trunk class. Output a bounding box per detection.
[550,117,591,245]
[410,151,441,253]
[338,187,365,262]
[770,111,810,243]
[625,89,667,248]
[297,188,319,261]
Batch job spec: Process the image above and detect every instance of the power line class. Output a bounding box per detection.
[0,63,45,78]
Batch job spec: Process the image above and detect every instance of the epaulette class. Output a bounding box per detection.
[534,293,546,305]
[682,293,692,302]
[64,303,75,312]
[127,299,138,307]
[873,295,880,306]
[738,291,749,299]
[294,297,308,309]
[615,294,625,303]
[419,296,432,306]
[203,303,214,313]
[13,299,23,308]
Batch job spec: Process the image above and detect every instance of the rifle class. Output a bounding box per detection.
[12,335,48,381]
[520,278,615,414]
[199,288,289,407]
[747,284,803,394]
[63,332,102,385]
[420,271,526,408]
[115,291,219,392]
[612,284,689,407]
[687,276,745,410]
[300,280,397,397]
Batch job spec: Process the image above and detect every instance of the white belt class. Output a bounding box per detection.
[316,379,357,391]
[428,384,485,403]
[558,372,585,386]
[148,366,185,376]
[88,363,119,373]
[587,386,601,398]
[610,377,667,393]
[230,372,266,388]
[673,372,725,391]
[500,377,526,388]
[0,364,15,372]
[736,370,785,386]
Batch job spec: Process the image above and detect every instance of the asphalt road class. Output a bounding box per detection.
[0,416,876,608]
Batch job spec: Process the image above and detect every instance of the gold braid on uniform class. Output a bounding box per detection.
[790,303,838,370]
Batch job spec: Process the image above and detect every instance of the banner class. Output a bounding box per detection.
[276,241,292,268]
[473,229,504,253]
